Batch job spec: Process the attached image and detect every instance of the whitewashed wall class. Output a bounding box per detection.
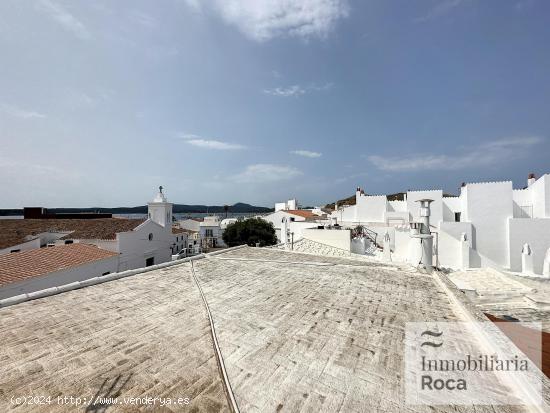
[0,237,40,255]
[364,225,395,249]
[508,218,550,274]
[388,200,407,212]
[0,255,119,300]
[262,210,319,242]
[287,221,322,242]
[117,220,172,271]
[393,227,411,262]
[407,190,443,227]
[531,174,549,218]
[263,210,306,227]
[332,204,357,224]
[302,229,351,250]
[355,195,386,223]
[442,196,461,222]
[463,181,513,268]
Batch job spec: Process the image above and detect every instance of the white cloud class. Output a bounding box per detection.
[414,0,465,23]
[264,85,306,97]
[180,133,246,150]
[291,150,322,158]
[264,82,332,97]
[232,164,302,183]
[186,0,349,41]
[38,0,91,40]
[367,137,543,172]
[0,104,46,119]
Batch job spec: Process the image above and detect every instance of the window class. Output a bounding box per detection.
[102,272,110,276]
[10,249,20,253]
[205,229,214,237]
[148,233,153,241]
[146,257,155,267]
[64,240,74,244]
[454,212,461,222]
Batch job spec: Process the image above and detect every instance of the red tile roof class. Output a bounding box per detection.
[0,218,144,250]
[0,244,119,287]
[286,210,317,219]
[172,227,187,234]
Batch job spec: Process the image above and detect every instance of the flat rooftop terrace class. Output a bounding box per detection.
[1,247,548,412]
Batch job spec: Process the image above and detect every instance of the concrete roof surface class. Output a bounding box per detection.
[1,247,548,412]
[449,268,550,332]
[0,261,230,412]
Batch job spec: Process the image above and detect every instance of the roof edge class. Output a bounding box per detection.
[0,245,248,309]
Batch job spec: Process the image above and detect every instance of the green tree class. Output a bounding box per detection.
[222,218,277,247]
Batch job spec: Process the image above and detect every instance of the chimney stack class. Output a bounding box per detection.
[527,173,536,187]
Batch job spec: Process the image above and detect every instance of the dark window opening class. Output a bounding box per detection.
[145,257,155,267]
[102,271,110,276]
[10,249,21,253]
[454,212,461,222]
[64,240,74,244]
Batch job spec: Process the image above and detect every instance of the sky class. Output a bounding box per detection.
[1,0,549,208]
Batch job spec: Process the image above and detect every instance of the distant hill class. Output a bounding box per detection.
[324,192,407,209]
[0,202,273,216]
[325,191,456,210]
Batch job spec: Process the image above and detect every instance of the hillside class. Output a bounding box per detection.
[324,192,407,209]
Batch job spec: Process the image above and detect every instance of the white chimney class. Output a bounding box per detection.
[527,173,536,187]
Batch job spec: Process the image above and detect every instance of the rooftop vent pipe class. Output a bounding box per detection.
[408,199,434,273]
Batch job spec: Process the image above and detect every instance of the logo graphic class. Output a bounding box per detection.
[405,322,543,406]
[420,329,443,348]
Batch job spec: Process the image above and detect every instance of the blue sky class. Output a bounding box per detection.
[1,0,549,208]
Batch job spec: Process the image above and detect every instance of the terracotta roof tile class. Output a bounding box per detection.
[286,210,317,219]
[0,218,144,250]
[0,244,119,287]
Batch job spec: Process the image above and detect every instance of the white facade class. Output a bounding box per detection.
[200,216,227,248]
[147,187,172,228]
[263,210,325,243]
[332,174,550,275]
[55,189,176,270]
[275,199,297,212]
[301,228,351,250]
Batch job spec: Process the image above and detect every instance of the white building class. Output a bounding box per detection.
[80,187,177,270]
[275,199,297,212]
[0,187,180,271]
[263,209,327,243]
[0,243,119,300]
[199,216,226,248]
[331,174,550,276]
